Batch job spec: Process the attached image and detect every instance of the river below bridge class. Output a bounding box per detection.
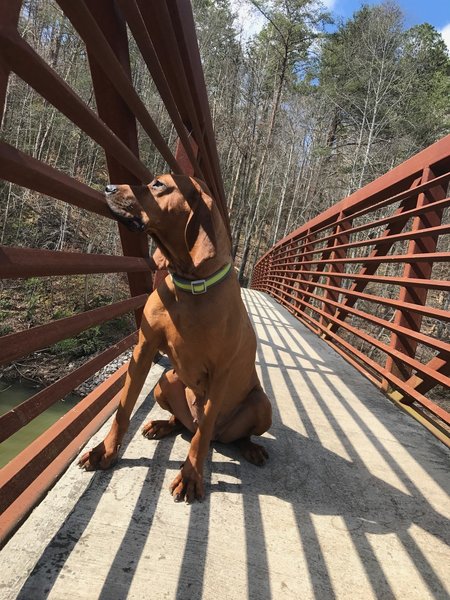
[0,380,80,469]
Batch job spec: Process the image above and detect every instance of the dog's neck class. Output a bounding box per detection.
[170,262,233,294]
[155,204,232,281]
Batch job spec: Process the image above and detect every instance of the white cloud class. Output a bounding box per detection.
[439,23,450,54]
[230,0,265,41]
[230,0,337,42]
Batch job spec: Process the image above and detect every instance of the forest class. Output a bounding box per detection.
[0,0,449,383]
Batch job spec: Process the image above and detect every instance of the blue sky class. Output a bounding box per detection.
[329,0,450,42]
[231,0,450,51]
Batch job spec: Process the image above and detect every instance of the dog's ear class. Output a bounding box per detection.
[184,188,216,268]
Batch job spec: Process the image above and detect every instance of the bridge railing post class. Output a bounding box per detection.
[0,0,23,125]
[83,0,152,327]
[263,254,271,291]
[294,229,316,312]
[320,213,353,333]
[383,166,447,396]
[280,240,297,312]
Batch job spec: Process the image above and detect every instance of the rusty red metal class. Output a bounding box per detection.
[0,143,111,218]
[252,134,450,441]
[57,0,181,174]
[116,0,203,179]
[0,365,127,543]
[266,283,450,421]
[0,246,154,278]
[0,294,147,365]
[85,0,153,325]
[0,31,153,183]
[385,166,446,382]
[169,0,229,220]
[0,333,138,443]
[0,0,22,121]
[271,223,450,264]
[137,0,230,235]
[0,0,230,546]
[283,270,450,291]
[321,213,352,327]
[274,194,450,261]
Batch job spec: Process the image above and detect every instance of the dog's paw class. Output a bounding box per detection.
[142,418,182,440]
[169,459,204,504]
[236,438,268,466]
[78,440,119,471]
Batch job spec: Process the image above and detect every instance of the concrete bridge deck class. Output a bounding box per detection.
[1,289,449,600]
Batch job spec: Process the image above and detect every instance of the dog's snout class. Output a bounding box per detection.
[105,184,118,194]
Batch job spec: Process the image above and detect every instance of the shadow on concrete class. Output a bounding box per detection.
[15,385,175,600]
[16,291,449,600]
[237,291,449,600]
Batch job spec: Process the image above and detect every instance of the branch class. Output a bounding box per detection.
[247,0,288,47]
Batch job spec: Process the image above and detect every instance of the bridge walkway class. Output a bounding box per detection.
[1,289,449,600]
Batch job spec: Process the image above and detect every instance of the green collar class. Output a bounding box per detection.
[170,263,232,295]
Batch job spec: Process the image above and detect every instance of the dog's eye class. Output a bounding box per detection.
[151,179,166,190]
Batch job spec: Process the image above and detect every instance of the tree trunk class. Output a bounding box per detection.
[272,140,294,244]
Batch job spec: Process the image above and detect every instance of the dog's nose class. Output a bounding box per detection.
[105,184,118,194]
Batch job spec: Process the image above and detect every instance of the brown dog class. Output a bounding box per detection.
[78,174,272,503]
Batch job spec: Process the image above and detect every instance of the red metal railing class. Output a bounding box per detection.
[251,135,450,445]
[0,0,228,546]
[1,0,448,550]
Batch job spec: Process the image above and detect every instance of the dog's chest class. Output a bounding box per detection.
[160,327,209,391]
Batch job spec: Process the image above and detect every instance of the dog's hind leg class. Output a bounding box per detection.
[142,369,196,439]
[215,386,272,466]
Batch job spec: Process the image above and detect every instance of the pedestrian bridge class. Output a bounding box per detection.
[0,2,449,599]
[1,289,449,600]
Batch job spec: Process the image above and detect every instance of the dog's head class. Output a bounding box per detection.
[105,174,225,274]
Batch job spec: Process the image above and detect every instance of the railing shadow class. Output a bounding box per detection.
[240,290,449,599]
[15,289,449,600]
[15,385,175,600]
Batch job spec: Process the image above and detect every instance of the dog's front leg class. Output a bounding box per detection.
[169,389,224,504]
[78,324,161,471]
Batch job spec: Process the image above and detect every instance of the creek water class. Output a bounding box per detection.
[0,380,80,469]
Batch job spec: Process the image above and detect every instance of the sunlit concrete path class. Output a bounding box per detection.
[1,289,449,600]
